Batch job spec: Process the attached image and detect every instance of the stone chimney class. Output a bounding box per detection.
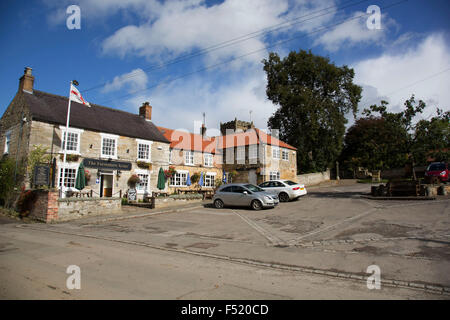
[19,67,34,93]
[139,102,152,121]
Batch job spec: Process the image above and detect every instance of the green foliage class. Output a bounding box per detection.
[0,157,16,205]
[341,95,449,176]
[413,109,449,164]
[28,145,51,176]
[263,50,362,173]
[190,172,200,184]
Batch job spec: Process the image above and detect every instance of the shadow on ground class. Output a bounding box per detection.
[307,191,364,199]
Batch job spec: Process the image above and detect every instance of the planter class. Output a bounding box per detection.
[59,154,79,162]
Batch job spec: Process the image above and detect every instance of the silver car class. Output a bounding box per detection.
[258,180,307,202]
[213,183,279,210]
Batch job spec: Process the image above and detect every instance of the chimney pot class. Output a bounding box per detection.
[139,102,152,121]
[19,66,34,93]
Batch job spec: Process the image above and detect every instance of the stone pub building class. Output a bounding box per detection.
[0,67,171,200]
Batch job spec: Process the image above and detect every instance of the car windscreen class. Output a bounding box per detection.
[284,180,298,185]
[427,163,445,171]
[244,184,265,192]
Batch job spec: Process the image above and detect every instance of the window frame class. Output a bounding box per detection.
[203,153,213,167]
[204,172,216,188]
[4,130,11,154]
[57,164,78,191]
[136,139,153,162]
[135,169,150,194]
[170,170,188,187]
[100,133,118,159]
[282,149,289,161]
[184,151,194,166]
[272,146,280,159]
[269,171,280,180]
[59,126,83,155]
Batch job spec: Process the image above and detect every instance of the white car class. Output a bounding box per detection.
[258,180,307,202]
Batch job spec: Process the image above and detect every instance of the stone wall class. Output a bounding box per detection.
[57,197,121,221]
[297,169,331,186]
[154,197,203,208]
[27,189,121,222]
[0,92,33,185]
[29,190,59,223]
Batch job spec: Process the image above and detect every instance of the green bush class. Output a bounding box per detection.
[0,157,16,206]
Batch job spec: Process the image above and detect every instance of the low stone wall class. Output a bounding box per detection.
[154,197,204,209]
[297,169,330,186]
[27,190,122,222]
[57,197,121,221]
[29,190,59,223]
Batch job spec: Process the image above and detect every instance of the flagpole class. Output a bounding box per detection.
[61,80,73,198]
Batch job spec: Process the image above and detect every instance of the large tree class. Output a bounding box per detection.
[263,50,362,173]
[341,95,449,179]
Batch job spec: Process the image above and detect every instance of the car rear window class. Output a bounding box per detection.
[284,180,298,185]
[427,163,446,171]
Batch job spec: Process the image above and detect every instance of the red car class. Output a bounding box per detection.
[425,162,449,183]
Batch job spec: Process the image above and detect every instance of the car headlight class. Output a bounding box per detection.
[440,171,446,176]
[264,196,272,201]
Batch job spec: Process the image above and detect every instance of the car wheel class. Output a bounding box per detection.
[279,192,290,202]
[214,199,224,209]
[251,200,262,210]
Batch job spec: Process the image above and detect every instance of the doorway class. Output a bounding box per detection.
[100,173,113,197]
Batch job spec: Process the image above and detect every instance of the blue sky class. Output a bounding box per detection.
[0,0,449,134]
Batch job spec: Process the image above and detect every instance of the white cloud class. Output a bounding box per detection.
[101,0,337,65]
[102,68,148,93]
[353,33,450,119]
[123,67,276,133]
[314,11,396,51]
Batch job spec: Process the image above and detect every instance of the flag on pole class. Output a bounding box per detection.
[70,83,90,107]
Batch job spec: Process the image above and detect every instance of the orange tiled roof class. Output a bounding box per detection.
[158,127,297,153]
[157,126,218,154]
[216,128,296,150]
[255,128,297,150]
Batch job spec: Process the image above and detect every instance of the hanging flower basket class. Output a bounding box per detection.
[191,172,200,184]
[164,166,177,179]
[127,174,141,187]
[85,170,91,183]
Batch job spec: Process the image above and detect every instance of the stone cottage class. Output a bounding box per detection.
[157,125,223,193]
